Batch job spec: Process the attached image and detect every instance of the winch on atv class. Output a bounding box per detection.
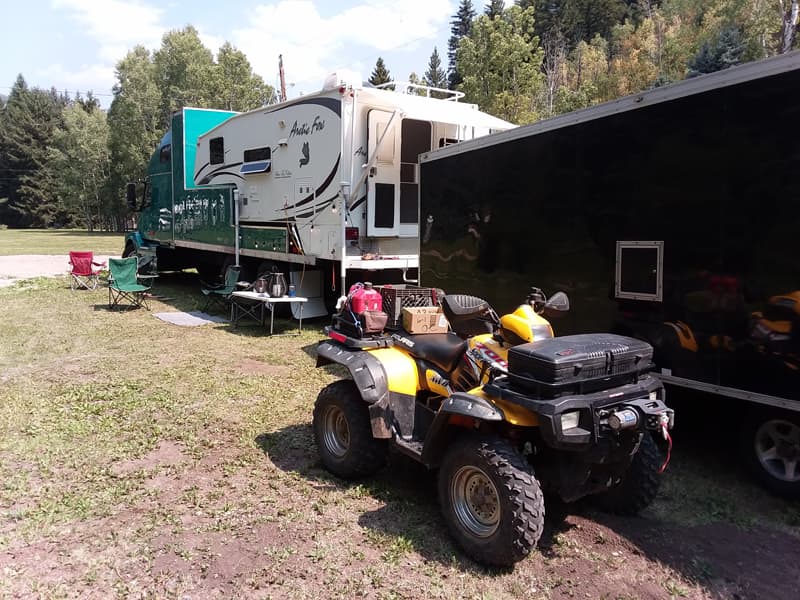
[314,285,674,567]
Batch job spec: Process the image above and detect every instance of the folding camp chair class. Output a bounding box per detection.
[68,251,106,290]
[201,265,241,312]
[108,257,151,310]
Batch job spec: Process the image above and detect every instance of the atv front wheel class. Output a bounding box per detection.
[438,436,544,567]
[593,432,661,515]
[313,380,386,479]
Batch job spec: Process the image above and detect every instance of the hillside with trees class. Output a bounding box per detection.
[0,2,797,230]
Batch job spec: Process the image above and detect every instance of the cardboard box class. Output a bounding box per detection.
[402,306,449,334]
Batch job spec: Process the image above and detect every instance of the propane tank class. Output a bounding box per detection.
[349,282,382,313]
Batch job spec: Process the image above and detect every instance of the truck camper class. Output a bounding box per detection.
[125,74,512,315]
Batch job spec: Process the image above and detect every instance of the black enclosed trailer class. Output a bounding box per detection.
[418,51,800,497]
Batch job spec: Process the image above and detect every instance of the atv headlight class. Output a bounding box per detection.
[560,410,581,431]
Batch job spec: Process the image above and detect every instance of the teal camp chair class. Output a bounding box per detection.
[201,265,241,312]
[108,257,151,310]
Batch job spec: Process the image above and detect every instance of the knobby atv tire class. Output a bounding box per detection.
[312,380,386,479]
[438,436,544,567]
[593,432,661,515]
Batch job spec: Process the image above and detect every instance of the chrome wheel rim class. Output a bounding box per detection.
[322,405,350,458]
[451,465,500,538]
[754,419,800,482]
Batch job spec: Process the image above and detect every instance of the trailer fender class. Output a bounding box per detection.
[316,342,419,439]
[420,392,505,466]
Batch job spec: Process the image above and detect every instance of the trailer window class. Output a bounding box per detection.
[244,147,270,162]
[374,183,395,228]
[210,137,225,165]
[615,241,663,302]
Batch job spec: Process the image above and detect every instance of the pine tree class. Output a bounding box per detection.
[368,57,392,87]
[448,0,477,89]
[485,0,504,19]
[424,47,448,94]
[688,26,745,77]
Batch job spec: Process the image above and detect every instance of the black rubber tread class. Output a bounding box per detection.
[740,410,800,499]
[593,433,661,515]
[312,380,387,479]
[438,435,544,567]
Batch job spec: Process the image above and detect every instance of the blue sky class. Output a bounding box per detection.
[0,0,503,107]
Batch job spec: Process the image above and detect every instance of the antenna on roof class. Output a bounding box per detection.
[279,55,287,103]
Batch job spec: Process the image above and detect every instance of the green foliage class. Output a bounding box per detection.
[424,47,448,97]
[213,43,272,111]
[485,0,505,19]
[0,75,69,227]
[48,104,110,231]
[448,0,477,88]
[688,25,745,76]
[458,5,545,123]
[368,57,392,87]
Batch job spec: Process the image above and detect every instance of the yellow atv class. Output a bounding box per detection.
[314,288,674,567]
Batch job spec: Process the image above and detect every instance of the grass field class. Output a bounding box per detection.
[0,228,124,256]
[0,232,798,598]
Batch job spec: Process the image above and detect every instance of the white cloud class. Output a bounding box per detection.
[52,0,164,61]
[232,0,452,92]
[35,62,116,97]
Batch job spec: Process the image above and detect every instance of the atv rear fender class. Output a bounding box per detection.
[316,341,418,439]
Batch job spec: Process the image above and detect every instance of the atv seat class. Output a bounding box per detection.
[395,331,467,372]
[441,294,498,338]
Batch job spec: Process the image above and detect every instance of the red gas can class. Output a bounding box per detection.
[349,282,383,313]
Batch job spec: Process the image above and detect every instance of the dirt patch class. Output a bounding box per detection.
[235,357,292,377]
[0,254,114,288]
[110,441,187,478]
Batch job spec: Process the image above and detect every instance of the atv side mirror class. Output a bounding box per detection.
[126,183,138,211]
[544,291,570,316]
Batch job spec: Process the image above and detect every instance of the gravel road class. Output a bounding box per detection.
[0,255,114,288]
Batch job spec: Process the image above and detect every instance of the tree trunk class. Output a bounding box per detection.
[782,1,799,54]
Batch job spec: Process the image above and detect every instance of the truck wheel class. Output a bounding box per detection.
[742,411,800,498]
[312,380,386,479]
[593,433,661,515]
[437,436,544,567]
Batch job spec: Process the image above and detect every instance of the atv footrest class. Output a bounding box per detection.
[393,436,424,460]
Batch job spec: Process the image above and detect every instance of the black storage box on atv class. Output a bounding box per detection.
[507,333,654,398]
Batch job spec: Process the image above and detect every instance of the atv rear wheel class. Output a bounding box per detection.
[438,436,544,567]
[593,433,661,515]
[313,380,386,479]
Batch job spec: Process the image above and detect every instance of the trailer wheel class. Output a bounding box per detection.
[312,380,386,479]
[593,433,661,515]
[438,436,544,567]
[741,411,800,498]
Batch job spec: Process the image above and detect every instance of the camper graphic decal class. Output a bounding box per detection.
[299,142,310,167]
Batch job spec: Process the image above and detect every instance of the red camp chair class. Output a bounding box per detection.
[68,251,106,291]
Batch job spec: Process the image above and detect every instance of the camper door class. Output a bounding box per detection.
[366,109,402,236]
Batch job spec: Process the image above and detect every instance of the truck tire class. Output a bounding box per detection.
[313,380,386,479]
[437,436,544,567]
[593,433,661,515]
[741,411,800,498]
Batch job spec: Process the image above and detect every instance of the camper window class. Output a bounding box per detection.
[210,137,225,165]
[244,147,270,162]
[615,241,663,302]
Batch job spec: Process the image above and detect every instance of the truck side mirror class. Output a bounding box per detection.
[544,291,570,317]
[126,183,138,211]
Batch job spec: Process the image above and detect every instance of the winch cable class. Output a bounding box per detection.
[658,419,673,474]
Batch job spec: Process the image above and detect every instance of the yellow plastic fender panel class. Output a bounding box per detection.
[368,347,420,396]
[465,388,539,427]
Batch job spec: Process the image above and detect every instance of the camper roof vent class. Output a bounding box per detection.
[322,70,362,92]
